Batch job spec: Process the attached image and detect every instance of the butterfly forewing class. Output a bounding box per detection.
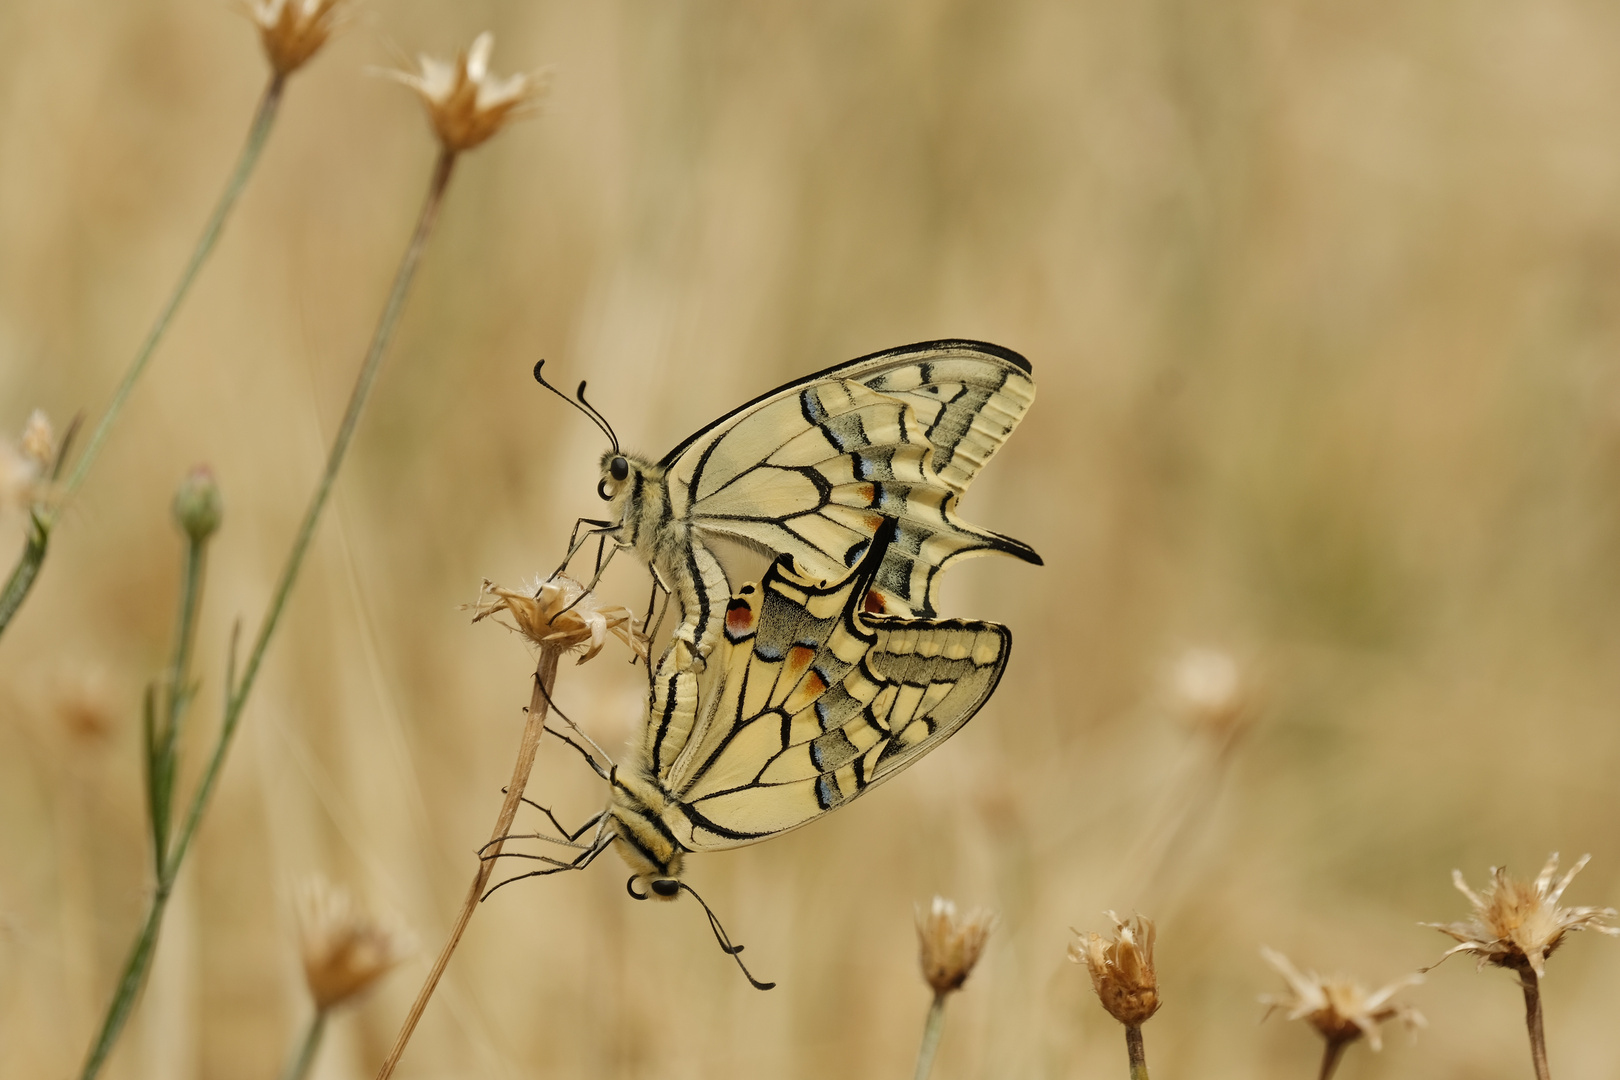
[642,342,1039,619]
[673,372,1033,620]
[860,352,1037,497]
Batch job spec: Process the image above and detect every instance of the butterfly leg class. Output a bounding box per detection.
[631,574,673,666]
[479,807,607,857]
[481,831,613,901]
[551,542,625,621]
[549,517,618,581]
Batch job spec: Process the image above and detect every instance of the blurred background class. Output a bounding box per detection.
[4,1,1620,1077]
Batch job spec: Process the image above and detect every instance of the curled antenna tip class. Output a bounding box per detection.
[678,881,776,990]
[533,359,547,382]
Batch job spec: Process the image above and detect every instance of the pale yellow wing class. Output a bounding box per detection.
[652,523,1011,851]
[659,340,1040,618]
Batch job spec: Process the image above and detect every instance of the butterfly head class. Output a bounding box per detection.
[595,449,647,503]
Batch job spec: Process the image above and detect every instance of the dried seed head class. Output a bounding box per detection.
[1168,647,1252,742]
[916,896,996,997]
[469,575,647,664]
[171,466,223,543]
[243,0,347,76]
[1070,912,1160,1027]
[1424,853,1618,980]
[296,877,413,1011]
[1260,948,1425,1051]
[385,32,549,153]
[19,410,54,471]
[0,410,54,515]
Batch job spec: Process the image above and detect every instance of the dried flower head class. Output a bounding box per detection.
[243,0,347,76]
[386,32,549,153]
[1261,948,1425,1051]
[1071,912,1160,1027]
[470,575,647,664]
[19,410,53,471]
[916,896,996,997]
[0,410,54,515]
[1425,853,1617,979]
[297,876,413,1011]
[1169,647,1252,741]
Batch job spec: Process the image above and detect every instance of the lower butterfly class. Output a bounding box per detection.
[489,519,1010,987]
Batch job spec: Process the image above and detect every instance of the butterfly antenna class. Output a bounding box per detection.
[679,882,777,991]
[574,380,621,455]
[533,360,618,451]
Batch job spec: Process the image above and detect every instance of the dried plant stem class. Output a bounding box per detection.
[278,1008,329,1080]
[1126,1024,1150,1080]
[1522,972,1551,1080]
[1317,1038,1347,1080]
[0,74,286,641]
[913,994,947,1080]
[76,148,458,1080]
[374,646,562,1080]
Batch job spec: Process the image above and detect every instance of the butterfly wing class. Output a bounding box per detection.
[660,340,1040,619]
[652,522,1011,851]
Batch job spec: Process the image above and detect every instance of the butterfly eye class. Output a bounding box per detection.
[651,879,680,898]
[597,478,615,501]
[609,455,630,482]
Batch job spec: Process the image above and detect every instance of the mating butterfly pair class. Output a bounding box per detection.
[507,340,1040,986]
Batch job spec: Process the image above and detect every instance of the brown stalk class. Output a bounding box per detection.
[373,645,562,1079]
[1317,1037,1348,1080]
[1126,1024,1150,1080]
[1521,970,1550,1080]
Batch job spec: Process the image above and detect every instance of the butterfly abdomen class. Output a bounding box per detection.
[608,767,689,892]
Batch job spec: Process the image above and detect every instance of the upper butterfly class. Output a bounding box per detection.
[538,339,1042,671]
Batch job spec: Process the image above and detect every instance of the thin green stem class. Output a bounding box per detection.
[0,511,52,640]
[65,77,284,499]
[150,530,209,866]
[77,877,172,1080]
[279,1008,330,1080]
[165,146,455,886]
[913,994,947,1080]
[1126,1024,1150,1080]
[75,148,458,1080]
[0,74,284,642]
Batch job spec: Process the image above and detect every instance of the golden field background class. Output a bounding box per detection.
[4,1,1620,1077]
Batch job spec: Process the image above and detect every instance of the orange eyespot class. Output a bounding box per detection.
[726,600,756,636]
[862,590,887,614]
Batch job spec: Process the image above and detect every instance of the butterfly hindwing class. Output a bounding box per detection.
[645,522,1011,851]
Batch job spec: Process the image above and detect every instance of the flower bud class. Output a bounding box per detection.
[171,466,223,543]
[916,896,996,997]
